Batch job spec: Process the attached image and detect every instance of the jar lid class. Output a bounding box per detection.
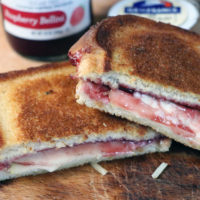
[108,0,199,30]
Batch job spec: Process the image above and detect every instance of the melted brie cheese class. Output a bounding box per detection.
[109,89,199,139]
[82,81,200,143]
[8,140,152,174]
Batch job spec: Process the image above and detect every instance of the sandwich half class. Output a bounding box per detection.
[0,62,170,181]
[69,15,200,150]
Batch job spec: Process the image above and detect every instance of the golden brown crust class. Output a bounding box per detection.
[0,62,68,82]
[15,75,147,142]
[0,62,154,148]
[70,15,200,94]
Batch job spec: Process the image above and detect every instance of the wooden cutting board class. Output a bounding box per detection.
[0,142,200,200]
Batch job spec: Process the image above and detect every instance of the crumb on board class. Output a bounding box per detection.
[152,162,168,179]
[91,163,108,175]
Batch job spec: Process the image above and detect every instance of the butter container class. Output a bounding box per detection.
[108,0,199,30]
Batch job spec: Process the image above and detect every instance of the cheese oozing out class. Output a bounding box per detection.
[0,139,163,174]
[82,81,200,144]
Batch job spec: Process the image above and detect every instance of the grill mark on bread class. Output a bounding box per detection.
[104,58,112,72]
[95,15,200,94]
[0,179,13,187]
[96,18,114,72]
[0,129,4,148]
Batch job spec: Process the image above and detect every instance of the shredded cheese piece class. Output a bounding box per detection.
[91,163,108,175]
[103,123,107,127]
[152,162,168,179]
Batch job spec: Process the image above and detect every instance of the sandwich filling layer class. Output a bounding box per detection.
[82,81,200,143]
[0,138,165,175]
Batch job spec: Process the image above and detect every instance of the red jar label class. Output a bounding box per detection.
[3,5,67,29]
[1,0,91,41]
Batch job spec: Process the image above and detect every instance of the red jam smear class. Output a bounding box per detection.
[68,47,91,66]
[83,81,110,104]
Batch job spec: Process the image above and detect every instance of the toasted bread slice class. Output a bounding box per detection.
[69,15,200,150]
[0,62,170,181]
[69,15,200,108]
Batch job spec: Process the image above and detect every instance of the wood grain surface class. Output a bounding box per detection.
[0,142,200,200]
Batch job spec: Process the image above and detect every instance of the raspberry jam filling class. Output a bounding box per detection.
[68,47,91,66]
[83,81,200,140]
[0,138,163,171]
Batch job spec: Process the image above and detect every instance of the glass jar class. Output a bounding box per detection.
[1,0,92,61]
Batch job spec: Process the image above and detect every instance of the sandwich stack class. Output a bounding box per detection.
[69,15,200,151]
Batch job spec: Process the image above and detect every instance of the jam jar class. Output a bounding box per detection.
[1,0,92,61]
